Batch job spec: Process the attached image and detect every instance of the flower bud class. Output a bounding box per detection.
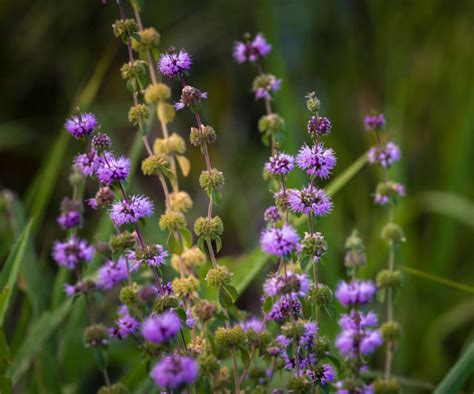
[171,246,206,272]
[91,133,112,153]
[193,301,217,324]
[128,104,150,125]
[199,168,225,194]
[119,282,140,307]
[172,276,199,299]
[179,85,206,108]
[215,326,245,350]
[301,232,328,258]
[214,368,230,389]
[189,336,208,355]
[144,83,170,104]
[83,324,109,348]
[281,320,305,338]
[258,113,285,135]
[190,125,217,147]
[141,154,170,176]
[69,168,85,187]
[112,19,137,41]
[194,216,224,239]
[109,231,136,253]
[305,91,320,113]
[381,223,405,243]
[120,60,146,81]
[381,320,400,341]
[287,376,310,393]
[133,27,160,50]
[313,335,331,358]
[205,265,232,288]
[274,189,289,209]
[308,284,333,306]
[159,211,186,231]
[169,191,193,213]
[95,186,116,208]
[376,269,401,289]
[373,378,400,394]
[197,353,219,375]
[153,295,179,314]
[344,229,366,267]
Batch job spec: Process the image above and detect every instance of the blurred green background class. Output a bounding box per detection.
[0,0,473,392]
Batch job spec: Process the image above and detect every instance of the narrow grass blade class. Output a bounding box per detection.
[326,152,368,197]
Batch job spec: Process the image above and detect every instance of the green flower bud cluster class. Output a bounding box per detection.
[193,300,217,322]
[94,186,116,208]
[154,133,186,155]
[188,336,208,355]
[381,320,400,341]
[159,210,186,232]
[83,324,109,348]
[172,276,199,299]
[120,60,146,81]
[258,113,285,136]
[119,283,140,307]
[109,231,136,253]
[132,27,160,51]
[190,125,217,147]
[381,223,405,243]
[215,326,245,350]
[313,336,331,358]
[141,154,171,177]
[344,229,366,268]
[194,216,224,239]
[169,191,193,213]
[301,231,328,259]
[197,353,219,375]
[376,269,401,289]
[281,320,305,338]
[205,265,232,288]
[199,168,225,196]
[252,74,276,90]
[246,330,271,350]
[373,378,400,394]
[287,376,310,393]
[128,104,150,125]
[376,181,402,200]
[305,91,321,114]
[144,83,171,104]
[153,295,179,314]
[308,284,333,306]
[112,19,137,42]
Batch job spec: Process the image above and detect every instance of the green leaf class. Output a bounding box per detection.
[263,297,273,314]
[197,236,207,254]
[434,341,474,394]
[7,298,73,384]
[179,228,193,248]
[214,236,222,253]
[211,189,222,206]
[224,284,238,302]
[167,233,183,255]
[218,287,234,308]
[240,348,250,365]
[0,220,32,326]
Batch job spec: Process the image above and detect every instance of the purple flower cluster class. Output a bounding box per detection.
[109,306,140,340]
[335,280,376,307]
[96,257,129,289]
[367,142,400,168]
[96,153,130,185]
[307,116,332,136]
[65,113,97,139]
[260,223,300,258]
[150,355,198,390]
[336,311,382,357]
[265,152,295,175]
[57,209,81,230]
[268,293,302,321]
[158,50,192,78]
[255,74,281,100]
[263,206,281,223]
[263,270,310,298]
[240,317,263,333]
[127,244,168,269]
[110,195,154,227]
[142,311,182,344]
[52,236,94,270]
[233,33,271,64]
[364,113,385,131]
[374,182,405,205]
[288,185,332,216]
[296,143,336,178]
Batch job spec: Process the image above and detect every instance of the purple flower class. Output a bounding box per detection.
[260,223,300,258]
[52,236,94,270]
[296,143,336,178]
[150,355,198,390]
[368,142,400,168]
[174,85,208,110]
[158,50,192,78]
[307,116,332,136]
[96,153,130,185]
[264,206,281,223]
[364,113,385,131]
[65,112,97,139]
[263,271,310,298]
[299,321,318,348]
[374,182,405,205]
[240,317,263,333]
[74,150,101,177]
[185,309,196,329]
[110,195,154,227]
[336,381,374,394]
[57,210,81,230]
[254,75,281,100]
[288,185,332,216]
[319,364,335,385]
[335,280,376,307]
[64,283,76,297]
[360,330,383,355]
[233,33,272,64]
[265,152,295,175]
[96,256,129,290]
[127,244,168,269]
[142,311,181,344]
[268,293,301,321]
[109,306,139,340]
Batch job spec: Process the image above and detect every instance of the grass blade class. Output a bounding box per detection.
[0,220,33,326]
[326,152,368,197]
[434,341,474,394]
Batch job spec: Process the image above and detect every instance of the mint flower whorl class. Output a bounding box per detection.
[335,280,376,307]
[65,112,97,139]
[264,206,281,223]
[253,74,281,100]
[96,256,129,290]
[296,143,336,178]
[127,244,168,269]
[368,142,400,168]
[318,364,336,385]
[307,115,331,136]
[150,355,198,390]
[174,85,208,110]
[240,317,263,333]
[364,113,385,131]
[109,195,154,227]
[374,181,405,205]
[52,236,94,269]
[260,223,300,258]
[233,33,271,64]
[268,293,301,321]
[96,153,130,185]
[74,150,101,177]
[158,49,192,77]
[264,152,295,175]
[288,185,332,216]
[109,305,139,340]
[57,209,81,230]
[263,271,310,298]
[142,311,181,344]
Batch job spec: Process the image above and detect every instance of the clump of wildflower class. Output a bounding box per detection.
[233,33,271,63]
[96,257,129,289]
[288,185,332,216]
[141,154,170,177]
[189,125,217,147]
[96,154,130,185]
[110,195,154,227]
[301,232,328,260]
[336,280,376,307]
[374,181,405,205]
[150,355,198,390]
[74,150,101,177]
[252,73,281,100]
[368,142,400,168]
[109,306,140,340]
[154,133,186,155]
[83,325,109,348]
[263,271,310,298]
[158,49,192,78]
[91,133,112,153]
[128,104,150,125]
[264,152,295,175]
[65,112,97,139]
[263,206,281,223]
[172,276,199,299]
[127,244,168,269]
[52,236,94,270]
[159,210,186,232]
[175,85,208,110]
[307,115,331,136]
[260,223,300,258]
[364,113,385,131]
[296,143,336,178]
[171,246,206,272]
[142,311,181,344]
[205,265,232,288]
[57,199,81,230]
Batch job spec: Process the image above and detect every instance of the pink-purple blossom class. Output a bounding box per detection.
[65,112,97,139]
[233,33,271,64]
[296,143,336,178]
[142,311,182,344]
[288,185,332,216]
[307,116,332,136]
[96,153,130,185]
[150,355,198,390]
[158,50,192,78]
[52,236,94,270]
[109,195,154,227]
[109,305,140,340]
[264,152,295,175]
[368,142,400,168]
[96,256,129,290]
[260,223,300,258]
[364,113,385,131]
[335,280,376,306]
